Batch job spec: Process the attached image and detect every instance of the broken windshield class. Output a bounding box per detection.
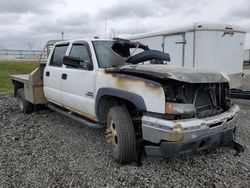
[93,41,126,68]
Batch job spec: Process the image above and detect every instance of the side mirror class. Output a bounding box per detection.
[63,56,93,70]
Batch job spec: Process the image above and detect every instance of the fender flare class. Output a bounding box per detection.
[95,88,147,116]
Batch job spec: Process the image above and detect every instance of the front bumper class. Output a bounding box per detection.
[142,104,242,156]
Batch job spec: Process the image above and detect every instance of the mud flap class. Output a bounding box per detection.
[134,140,145,167]
[221,127,244,156]
[230,128,245,156]
[231,138,245,156]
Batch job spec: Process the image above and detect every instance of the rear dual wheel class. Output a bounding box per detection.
[17,88,33,114]
[106,105,136,164]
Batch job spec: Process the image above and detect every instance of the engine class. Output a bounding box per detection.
[163,81,230,119]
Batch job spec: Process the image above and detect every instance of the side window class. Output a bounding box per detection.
[69,43,93,70]
[49,44,69,67]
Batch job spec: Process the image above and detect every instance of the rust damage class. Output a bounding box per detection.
[50,101,98,122]
[167,122,185,142]
[66,107,98,122]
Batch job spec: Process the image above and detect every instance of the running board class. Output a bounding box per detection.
[47,103,103,129]
[229,89,250,100]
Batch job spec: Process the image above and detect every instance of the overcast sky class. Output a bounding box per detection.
[0,0,249,50]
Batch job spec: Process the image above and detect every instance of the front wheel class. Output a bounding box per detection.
[17,88,33,114]
[106,105,136,164]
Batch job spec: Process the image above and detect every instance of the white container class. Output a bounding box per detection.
[126,22,246,88]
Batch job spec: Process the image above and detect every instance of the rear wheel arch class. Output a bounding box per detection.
[12,80,24,97]
[16,88,33,114]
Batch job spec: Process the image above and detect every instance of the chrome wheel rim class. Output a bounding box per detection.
[18,96,24,111]
[106,120,118,148]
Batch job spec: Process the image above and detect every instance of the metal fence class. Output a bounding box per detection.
[0,49,41,60]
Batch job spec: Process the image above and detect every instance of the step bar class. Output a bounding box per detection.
[47,103,103,129]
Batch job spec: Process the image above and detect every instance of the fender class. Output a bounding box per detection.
[95,87,147,115]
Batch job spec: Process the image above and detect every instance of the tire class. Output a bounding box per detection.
[17,88,33,114]
[106,105,136,164]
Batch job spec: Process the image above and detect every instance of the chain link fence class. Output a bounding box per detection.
[0,49,41,60]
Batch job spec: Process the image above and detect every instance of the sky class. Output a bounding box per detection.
[0,0,250,50]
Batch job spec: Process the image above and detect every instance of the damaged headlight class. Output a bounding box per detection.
[164,83,196,115]
[165,102,196,115]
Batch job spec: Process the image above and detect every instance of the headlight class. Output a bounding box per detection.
[165,102,196,114]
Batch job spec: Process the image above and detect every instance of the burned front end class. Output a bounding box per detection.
[104,40,244,157]
[142,78,244,157]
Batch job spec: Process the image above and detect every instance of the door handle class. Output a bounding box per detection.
[46,71,50,77]
[175,40,186,44]
[62,73,67,80]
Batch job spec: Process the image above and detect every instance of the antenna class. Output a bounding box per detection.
[105,16,107,39]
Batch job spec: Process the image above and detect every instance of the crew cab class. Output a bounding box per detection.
[11,38,244,164]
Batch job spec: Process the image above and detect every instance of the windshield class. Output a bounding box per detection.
[93,41,125,68]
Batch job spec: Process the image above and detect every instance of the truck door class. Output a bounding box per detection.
[61,41,97,119]
[164,34,185,67]
[43,43,69,105]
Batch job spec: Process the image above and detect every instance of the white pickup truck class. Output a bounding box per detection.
[11,38,244,164]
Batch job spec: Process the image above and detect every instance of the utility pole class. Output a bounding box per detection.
[61,32,64,40]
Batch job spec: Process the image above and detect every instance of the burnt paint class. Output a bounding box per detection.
[110,73,162,90]
[106,65,229,84]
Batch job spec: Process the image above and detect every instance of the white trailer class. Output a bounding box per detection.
[126,22,246,88]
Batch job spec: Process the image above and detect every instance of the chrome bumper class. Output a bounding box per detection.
[142,104,240,144]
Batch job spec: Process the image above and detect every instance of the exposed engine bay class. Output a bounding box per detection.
[163,81,230,119]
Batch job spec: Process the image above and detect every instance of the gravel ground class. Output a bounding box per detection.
[0,93,249,188]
